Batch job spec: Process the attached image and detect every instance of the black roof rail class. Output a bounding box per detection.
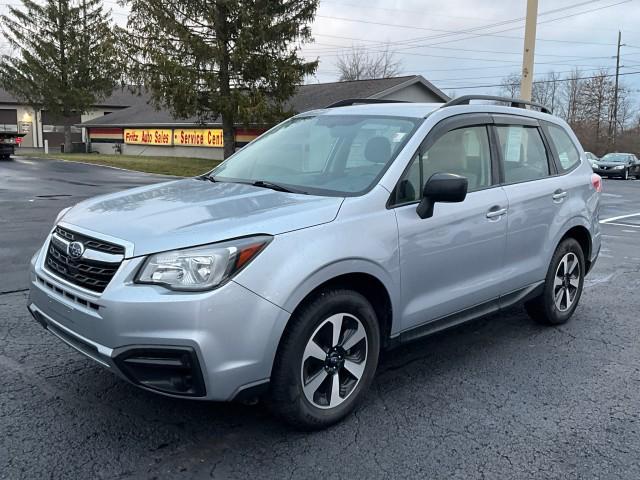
[443,95,552,114]
[325,98,410,108]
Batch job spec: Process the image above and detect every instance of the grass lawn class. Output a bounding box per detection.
[26,153,221,177]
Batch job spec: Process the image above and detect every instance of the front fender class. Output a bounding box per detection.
[233,206,401,332]
[278,257,399,321]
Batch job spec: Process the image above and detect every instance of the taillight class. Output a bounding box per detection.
[591,173,602,193]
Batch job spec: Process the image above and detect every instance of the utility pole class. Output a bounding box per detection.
[520,0,539,101]
[611,30,622,146]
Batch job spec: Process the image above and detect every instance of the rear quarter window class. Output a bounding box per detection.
[546,124,581,172]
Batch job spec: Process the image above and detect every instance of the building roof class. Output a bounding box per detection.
[79,75,449,128]
[287,75,448,112]
[0,86,149,108]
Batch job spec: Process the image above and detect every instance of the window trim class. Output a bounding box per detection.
[540,121,583,175]
[491,118,556,187]
[387,113,498,209]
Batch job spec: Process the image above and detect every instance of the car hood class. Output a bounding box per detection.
[60,178,344,257]
[596,161,628,167]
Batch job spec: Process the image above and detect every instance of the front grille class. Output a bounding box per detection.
[55,226,125,255]
[44,228,124,293]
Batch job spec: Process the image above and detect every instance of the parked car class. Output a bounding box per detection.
[585,152,599,168]
[0,130,26,160]
[592,152,640,179]
[28,96,602,429]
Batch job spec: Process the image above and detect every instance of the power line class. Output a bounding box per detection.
[307,42,616,69]
[317,0,607,37]
[419,0,632,50]
[309,33,616,59]
[441,69,640,90]
[311,0,631,56]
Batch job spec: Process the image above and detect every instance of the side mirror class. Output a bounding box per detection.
[416,173,468,219]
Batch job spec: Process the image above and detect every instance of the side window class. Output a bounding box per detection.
[546,124,581,172]
[495,125,550,184]
[395,125,492,204]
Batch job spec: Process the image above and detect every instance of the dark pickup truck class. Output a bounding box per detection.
[0,131,26,160]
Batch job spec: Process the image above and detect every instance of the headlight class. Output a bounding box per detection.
[54,207,72,225]
[135,236,272,291]
[613,165,625,170]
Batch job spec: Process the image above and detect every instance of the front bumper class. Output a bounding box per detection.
[28,243,290,401]
[593,167,626,177]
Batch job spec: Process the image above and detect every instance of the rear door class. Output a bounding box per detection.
[493,115,569,294]
[392,114,510,331]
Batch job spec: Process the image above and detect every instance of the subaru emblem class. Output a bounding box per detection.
[68,241,85,259]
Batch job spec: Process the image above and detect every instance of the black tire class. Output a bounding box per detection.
[525,238,585,326]
[268,288,380,430]
[623,168,629,180]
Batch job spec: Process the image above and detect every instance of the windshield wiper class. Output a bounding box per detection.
[251,180,307,194]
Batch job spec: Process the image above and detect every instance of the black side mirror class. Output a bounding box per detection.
[416,173,468,219]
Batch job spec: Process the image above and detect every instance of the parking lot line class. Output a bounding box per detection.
[600,212,640,224]
[604,223,640,228]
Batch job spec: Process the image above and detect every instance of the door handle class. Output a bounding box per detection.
[486,207,508,219]
[552,190,568,201]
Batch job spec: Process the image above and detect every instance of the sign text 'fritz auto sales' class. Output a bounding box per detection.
[124,128,224,148]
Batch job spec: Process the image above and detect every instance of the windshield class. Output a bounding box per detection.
[601,153,630,163]
[210,115,421,196]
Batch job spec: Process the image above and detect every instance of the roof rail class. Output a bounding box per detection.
[325,98,410,109]
[443,95,552,114]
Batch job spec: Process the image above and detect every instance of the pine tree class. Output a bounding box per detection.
[0,0,119,152]
[120,0,319,158]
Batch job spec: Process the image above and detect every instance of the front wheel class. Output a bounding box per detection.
[268,289,380,429]
[525,238,585,326]
[623,168,629,180]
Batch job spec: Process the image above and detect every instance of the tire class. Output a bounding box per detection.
[268,288,380,429]
[623,168,629,180]
[525,238,585,326]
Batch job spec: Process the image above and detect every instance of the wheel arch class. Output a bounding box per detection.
[557,222,593,272]
[281,264,397,350]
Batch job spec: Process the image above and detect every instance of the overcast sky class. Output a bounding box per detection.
[2,0,639,96]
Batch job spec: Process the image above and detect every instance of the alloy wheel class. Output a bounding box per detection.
[553,252,581,312]
[300,313,368,409]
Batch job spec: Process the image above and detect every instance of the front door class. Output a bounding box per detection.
[390,117,509,332]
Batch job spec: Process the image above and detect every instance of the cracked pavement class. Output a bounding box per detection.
[1,157,640,479]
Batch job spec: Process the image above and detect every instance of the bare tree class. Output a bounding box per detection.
[500,73,520,98]
[613,85,633,135]
[532,71,561,112]
[581,69,612,143]
[562,68,584,126]
[336,44,402,81]
[501,71,560,112]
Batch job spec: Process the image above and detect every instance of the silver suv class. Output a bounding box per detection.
[28,96,602,429]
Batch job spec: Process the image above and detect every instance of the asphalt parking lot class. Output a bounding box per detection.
[1,157,639,479]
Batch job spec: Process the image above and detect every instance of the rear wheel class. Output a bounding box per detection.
[268,289,380,429]
[525,238,585,326]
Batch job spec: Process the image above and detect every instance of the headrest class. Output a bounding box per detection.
[365,136,392,164]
